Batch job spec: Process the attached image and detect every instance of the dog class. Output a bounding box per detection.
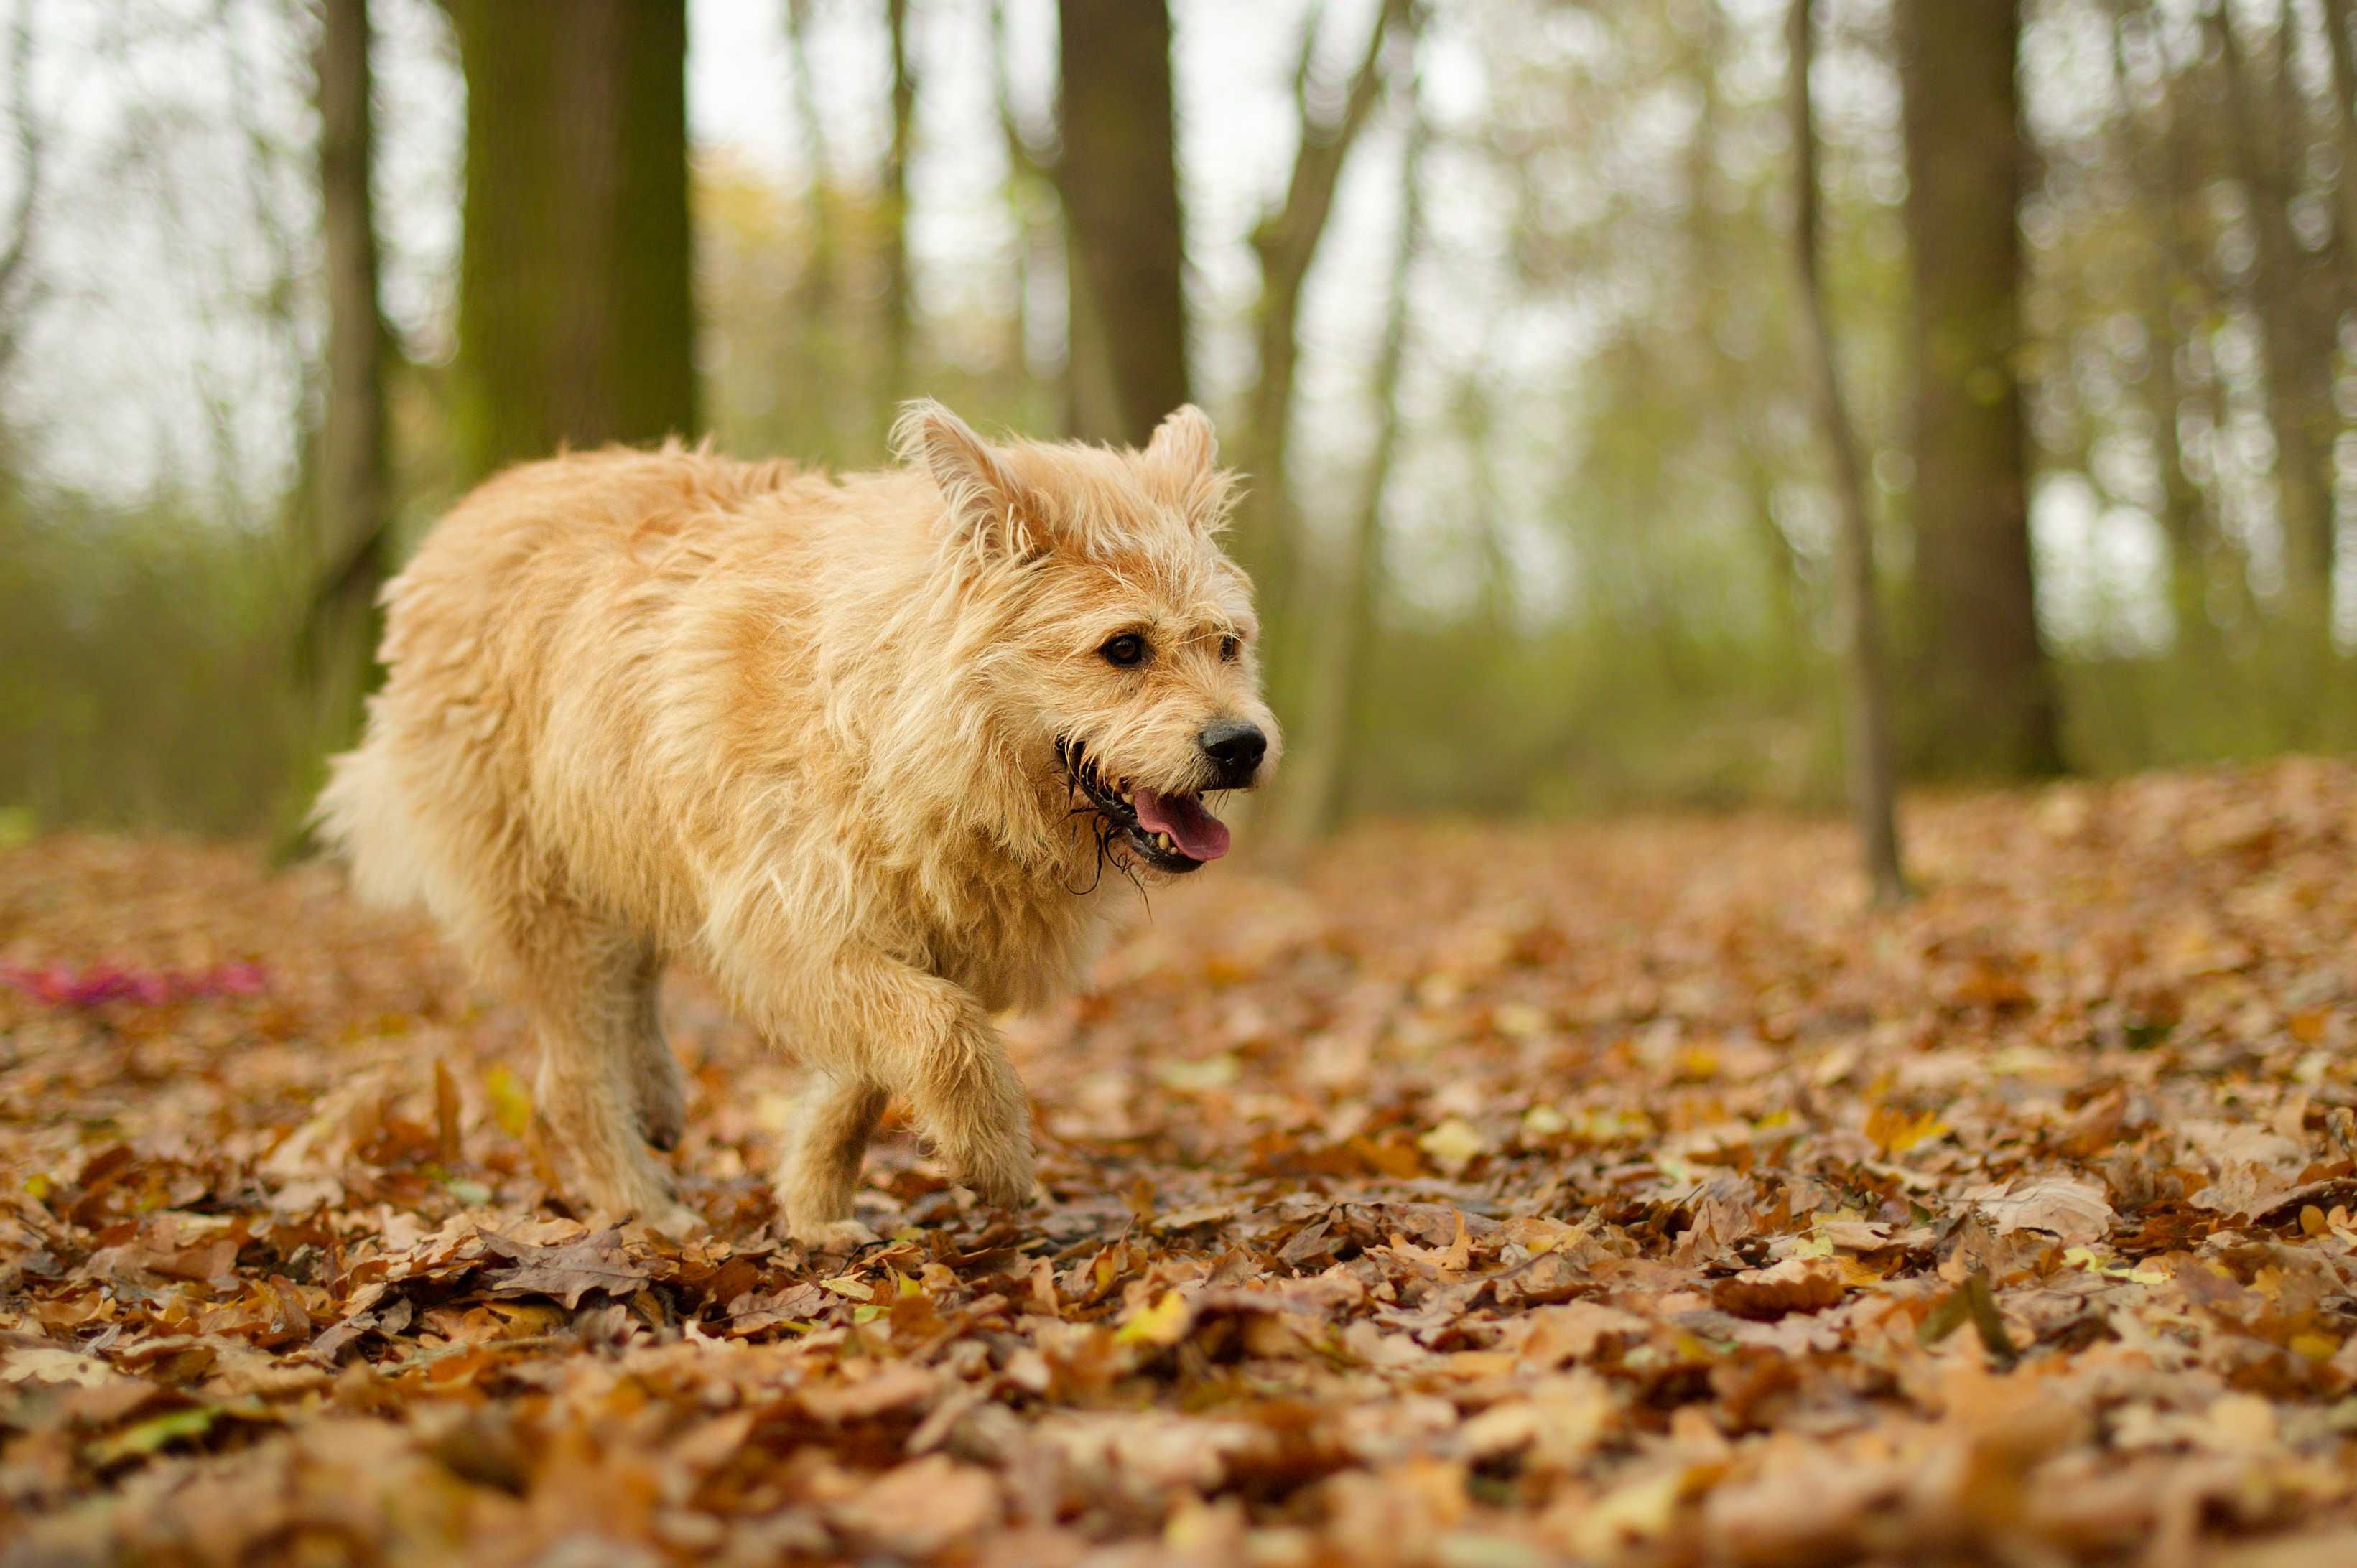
[314,401,1278,1241]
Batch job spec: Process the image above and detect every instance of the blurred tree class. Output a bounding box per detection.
[2325,0,2357,308]
[1055,0,1189,446]
[447,0,695,480]
[1273,79,1424,853]
[993,0,1064,421]
[1791,0,1905,905]
[2215,2,2336,649]
[1897,0,2060,777]
[300,0,390,789]
[781,0,843,455]
[1242,0,1415,696]
[0,0,37,380]
[881,0,916,427]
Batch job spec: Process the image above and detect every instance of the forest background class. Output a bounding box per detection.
[0,0,2351,849]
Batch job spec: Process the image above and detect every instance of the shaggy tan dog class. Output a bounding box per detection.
[316,402,1278,1241]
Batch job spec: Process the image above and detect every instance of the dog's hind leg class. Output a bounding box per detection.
[622,946,687,1152]
[514,906,698,1236]
[776,1070,888,1246]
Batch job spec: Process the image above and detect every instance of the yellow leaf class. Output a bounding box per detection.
[1115,1289,1191,1347]
[483,1065,532,1139]
[1418,1117,1487,1176]
[1575,1467,1692,1554]
[1864,1104,1951,1157]
[821,1275,873,1301]
[1154,1054,1238,1091]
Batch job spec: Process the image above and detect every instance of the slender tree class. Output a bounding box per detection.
[880,0,916,424]
[1273,80,1425,853]
[1055,0,1190,447]
[2214,1,2336,643]
[447,0,695,481]
[1790,0,1905,905]
[0,0,39,378]
[1241,0,1415,674]
[2323,0,2357,310]
[1896,0,2061,777]
[309,0,389,732]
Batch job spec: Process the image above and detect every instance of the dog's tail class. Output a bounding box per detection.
[310,726,432,913]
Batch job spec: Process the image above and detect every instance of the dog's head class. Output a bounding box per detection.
[894,399,1280,877]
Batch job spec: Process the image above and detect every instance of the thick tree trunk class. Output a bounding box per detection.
[1896,0,2062,778]
[448,0,695,481]
[1791,0,1906,905]
[1055,0,1190,447]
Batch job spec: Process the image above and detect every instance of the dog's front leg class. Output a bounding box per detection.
[761,948,1036,1231]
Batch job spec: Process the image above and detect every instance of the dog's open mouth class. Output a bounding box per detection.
[1058,740,1230,874]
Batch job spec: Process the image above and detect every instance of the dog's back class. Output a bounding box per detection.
[314,444,824,953]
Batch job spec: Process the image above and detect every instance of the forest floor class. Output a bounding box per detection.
[5,762,2357,1565]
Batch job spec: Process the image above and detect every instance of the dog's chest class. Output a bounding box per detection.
[919,874,1103,1014]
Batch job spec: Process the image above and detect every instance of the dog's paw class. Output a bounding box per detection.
[959,1142,1037,1212]
[636,1077,687,1152]
[784,1216,880,1254]
[631,1200,705,1241]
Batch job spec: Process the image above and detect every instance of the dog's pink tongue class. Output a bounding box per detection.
[1131,788,1230,861]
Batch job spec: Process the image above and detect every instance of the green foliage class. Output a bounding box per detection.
[0,487,298,835]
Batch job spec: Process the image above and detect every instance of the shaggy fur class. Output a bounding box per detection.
[315,402,1278,1241]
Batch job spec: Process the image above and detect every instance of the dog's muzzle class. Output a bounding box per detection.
[1057,739,1234,873]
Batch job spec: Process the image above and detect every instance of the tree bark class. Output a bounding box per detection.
[782,0,840,454]
[310,0,388,742]
[1271,94,1425,853]
[880,0,916,426]
[1055,0,1190,447]
[1896,0,2063,778]
[2320,0,2357,310]
[2106,1,2238,649]
[1241,0,1415,678]
[1791,0,1905,905]
[448,0,695,482]
[2213,1,2336,638]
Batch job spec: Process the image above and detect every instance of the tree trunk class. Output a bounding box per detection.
[448,0,695,482]
[1792,0,1906,905]
[1896,0,2062,778]
[1055,0,1190,447]
[2320,0,2357,311]
[2214,2,2336,640]
[1271,95,1425,854]
[2106,1,2221,648]
[784,0,840,455]
[880,0,916,428]
[312,0,388,744]
[1241,0,1414,683]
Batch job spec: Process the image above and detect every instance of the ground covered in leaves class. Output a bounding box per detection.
[6,762,2357,1565]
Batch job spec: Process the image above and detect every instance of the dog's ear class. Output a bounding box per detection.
[1145,405,1217,472]
[892,399,1044,561]
[1144,406,1237,533]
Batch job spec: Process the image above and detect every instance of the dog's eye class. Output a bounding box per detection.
[1218,635,1241,663]
[1100,633,1148,668]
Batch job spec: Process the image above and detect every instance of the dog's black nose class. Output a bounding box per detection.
[1199,719,1267,785]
